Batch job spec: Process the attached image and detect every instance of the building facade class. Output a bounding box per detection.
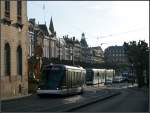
[73,40,81,62]
[104,46,128,65]
[0,0,29,99]
[91,46,104,64]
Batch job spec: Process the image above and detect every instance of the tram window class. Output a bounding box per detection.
[79,72,81,84]
[66,71,68,84]
[67,71,70,88]
[78,72,80,84]
[76,72,78,84]
[75,72,77,85]
[62,73,67,88]
[73,71,75,87]
[75,72,78,85]
[74,72,76,86]
[72,71,74,87]
[70,71,72,88]
[76,72,78,85]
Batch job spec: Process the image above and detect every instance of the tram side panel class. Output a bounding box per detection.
[86,69,94,85]
[105,69,114,84]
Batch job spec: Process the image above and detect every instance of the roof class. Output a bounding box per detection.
[38,24,49,36]
[44,64,85,70]
[49,17,55,34]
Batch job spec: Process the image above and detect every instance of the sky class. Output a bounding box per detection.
[27,1,149,51]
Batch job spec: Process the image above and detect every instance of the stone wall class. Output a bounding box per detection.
[0,0,29,99]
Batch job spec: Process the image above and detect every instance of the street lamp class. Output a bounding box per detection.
[58,37,64,63]
[59,37,61,63]
[72,37,75,66]
[131,63,134,85]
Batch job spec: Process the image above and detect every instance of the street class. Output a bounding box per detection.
[1,85,109,112]
[1,83,149,112]
[70,87,149,112]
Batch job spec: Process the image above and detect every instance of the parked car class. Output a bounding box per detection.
[113,76,125,83]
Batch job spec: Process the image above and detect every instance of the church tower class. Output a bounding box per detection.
[49,16,56,36]
[80,32,88,48]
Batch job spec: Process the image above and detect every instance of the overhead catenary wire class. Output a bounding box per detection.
[98,26,148,39]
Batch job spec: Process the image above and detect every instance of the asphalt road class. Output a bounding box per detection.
[1,86,109,112]
[1,83,148,112]
[70,87,149,112]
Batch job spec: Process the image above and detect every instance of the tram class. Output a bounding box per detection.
[86,68,114,85]
[37,64,86,96]
[105,69,114,84]
[86,69,105,85]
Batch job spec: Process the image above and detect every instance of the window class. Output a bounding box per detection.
[17,46,22,76]
[5,0,10,18]
[17,0,22,23]
[4,43,11,75]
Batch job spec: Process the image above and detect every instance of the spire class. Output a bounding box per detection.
[82,32,85,38]
[49,16,55,34]
[80,32,88,48]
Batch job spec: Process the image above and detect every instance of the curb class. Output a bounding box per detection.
[1,94,32,102]
[61,91,121,112]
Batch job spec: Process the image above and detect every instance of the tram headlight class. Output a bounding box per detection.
[56,88,59,90]
[38,88,40,90]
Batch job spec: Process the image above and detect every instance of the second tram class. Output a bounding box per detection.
[86,68,114,85]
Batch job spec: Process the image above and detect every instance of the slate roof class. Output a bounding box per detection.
[38,24,49,36]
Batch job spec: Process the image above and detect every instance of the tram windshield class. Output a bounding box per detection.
[39,66,64,90]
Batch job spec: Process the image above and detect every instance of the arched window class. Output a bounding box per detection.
[17,0,22,23]
[5,0,10,18]
[4,43,11,75]
[17,46,22,76]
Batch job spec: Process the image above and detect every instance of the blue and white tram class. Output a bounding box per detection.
[37,64,86,96]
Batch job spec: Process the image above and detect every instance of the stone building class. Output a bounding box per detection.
[80,33,89,63]
[91,46,104,64]
[49,17,57,59]
[0,0,29,99]
[38,24,50,59]
[56,37,66,60]
[28,18,40,57]
[104,46,128,64]
[73,39,81,62]
[63,36,73,61]
[28,18,57,60]
[83,47,93,63]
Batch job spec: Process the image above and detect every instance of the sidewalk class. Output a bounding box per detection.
[1,94,32,101]
[130,86,149,92]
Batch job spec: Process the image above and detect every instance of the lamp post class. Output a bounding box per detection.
[131,63,134,85]
[72,37,75,66]
[59,37,61,63]
[58,37,64,63]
